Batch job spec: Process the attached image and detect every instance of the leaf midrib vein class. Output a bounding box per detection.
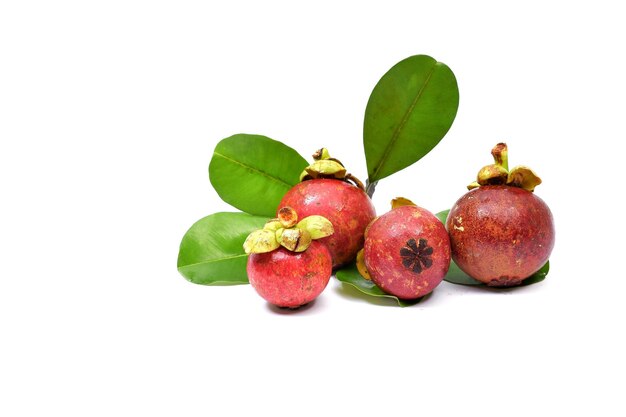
[178,253,247,269]
[213,151,293,189]
[371,63,438,180]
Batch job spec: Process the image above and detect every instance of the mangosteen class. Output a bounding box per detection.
[362,199,451,300]
[446,143,555,287]
[243,207,334,308]
[279,148,376,268]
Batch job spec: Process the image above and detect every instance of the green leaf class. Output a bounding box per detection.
[519,261,549,287]
[364,55,459,184]
[209,134,309,217]
[335,263,425,307]
[435,209,450,225]
[443,259,484,286]
[444,260,550,287]
[435,209,549,287]
[177,212,267,285]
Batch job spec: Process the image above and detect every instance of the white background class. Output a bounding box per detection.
[1,1,624,416]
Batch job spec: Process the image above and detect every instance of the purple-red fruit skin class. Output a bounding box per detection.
[447,185,555,286]
[364,206,451,300]
[247,241,332,308]
[279,179,376,268]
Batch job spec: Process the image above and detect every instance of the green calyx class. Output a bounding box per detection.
[299,148,366,191]
[243,206,334,254]
[468,143,542,192]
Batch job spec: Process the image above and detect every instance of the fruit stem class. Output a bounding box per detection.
[313,148,331,160]
[365,179,378,198]
[345,173,366,192]
[491,143,508,171]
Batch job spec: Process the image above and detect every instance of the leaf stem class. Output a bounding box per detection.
[365,179,378,198]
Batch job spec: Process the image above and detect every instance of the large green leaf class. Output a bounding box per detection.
[209,134,308,217]
[177,212,267,285]
[364,55,459,187]
[335,263,425,307]
[435,209,549,287]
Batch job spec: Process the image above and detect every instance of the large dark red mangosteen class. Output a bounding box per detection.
[446,143,555,287]
[243,207,334,308]
[279,149,376,268]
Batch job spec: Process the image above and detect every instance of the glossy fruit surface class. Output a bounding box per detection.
[247,241,332,308]
[447,185,555,286]
[279,179,376,268]
[364,205,450,299]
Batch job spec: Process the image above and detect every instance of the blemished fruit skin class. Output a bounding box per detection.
[247,241,332,308]
[279,179,376,268]
[364,205,451,300]
[446,185,555,286]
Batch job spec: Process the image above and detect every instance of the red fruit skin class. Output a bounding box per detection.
[247,241,332,308]
[364,206,451,300]
[279,179,376,268]
[446,185,555,286]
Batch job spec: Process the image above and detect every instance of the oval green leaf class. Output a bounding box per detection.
[364,55,459,184]
[335,263,425,307]
[435,209,549,287]
[177,212,267,285]
[209,134,308,217]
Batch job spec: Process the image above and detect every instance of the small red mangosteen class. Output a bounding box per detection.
[446,143,555,287]
[279,148,376,269]
[243,207,334,308]
[362,198,451,300]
